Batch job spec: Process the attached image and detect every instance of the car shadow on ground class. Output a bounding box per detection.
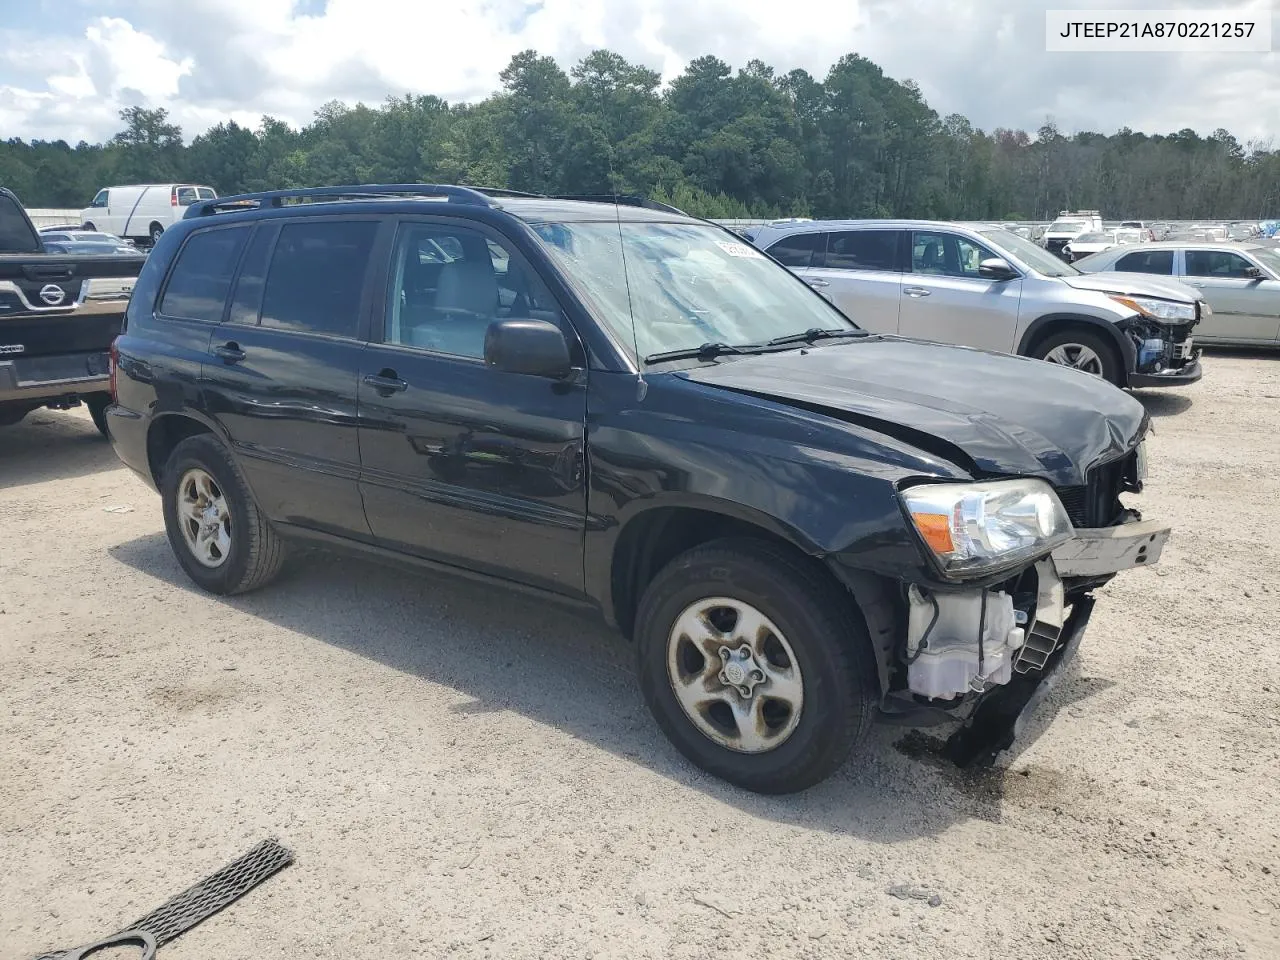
[0,410,119,489]
[1133,390,1193,418]
[108,532,1109,838]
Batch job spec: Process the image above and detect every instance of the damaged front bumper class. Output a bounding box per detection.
[901,519,1172,767]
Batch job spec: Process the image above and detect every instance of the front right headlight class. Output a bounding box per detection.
[1107,294,1196,323]
[900,478,1074,579]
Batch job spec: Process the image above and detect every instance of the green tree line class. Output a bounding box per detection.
[3,49,1277,221]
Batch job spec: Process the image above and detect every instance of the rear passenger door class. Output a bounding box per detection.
[803,230,904,334]
[356,217,588,597]
[897,230,1023,353]
[199,216,384,540]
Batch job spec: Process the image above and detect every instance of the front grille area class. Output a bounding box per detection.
[1056,453,1133,528]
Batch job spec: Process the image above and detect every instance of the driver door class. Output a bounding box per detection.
[357,218,589,597]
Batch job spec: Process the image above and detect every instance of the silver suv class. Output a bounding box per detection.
[746,219,1204,387]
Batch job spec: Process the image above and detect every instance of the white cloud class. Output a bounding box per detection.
[0,0,1276,144]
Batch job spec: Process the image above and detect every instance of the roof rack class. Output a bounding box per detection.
[187,183,499,218]
[551,194,689,217]
[469,186,546,199]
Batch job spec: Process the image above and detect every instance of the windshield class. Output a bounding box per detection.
[1250,247,1280,276]
[978,228,1080,277]
[1075,233,1108,243]
[1048,220,1087,234]
[530,221,858,361]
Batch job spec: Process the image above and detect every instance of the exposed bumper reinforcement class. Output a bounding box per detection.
[1051,519,1171,577]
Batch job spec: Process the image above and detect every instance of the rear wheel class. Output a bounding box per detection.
[0,405,28,427]
[81,221,96,231]
[635,538,877,794]
[1031,328,1123,386]
[85,394,111,438]
[149,222,165,245]
[161,434,286,595]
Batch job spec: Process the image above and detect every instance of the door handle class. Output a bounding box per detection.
[363,371,408,394]
[806,278,830,288]
[904,286,932,297]
[213,342,246,363]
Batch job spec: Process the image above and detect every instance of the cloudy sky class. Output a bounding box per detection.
[1,0,1277,144]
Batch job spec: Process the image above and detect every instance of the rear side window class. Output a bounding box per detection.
[197,187,217,200]
[260,220,378,338]
[765,232,824,268]
[159,226,251,322]
[821,230,900,271]
[1114,250,1174,275]
[0,193,40,253]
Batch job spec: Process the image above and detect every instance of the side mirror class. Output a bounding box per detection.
[484,319,572,379]
[1244,266,1264,280]
[978,257,1018,281]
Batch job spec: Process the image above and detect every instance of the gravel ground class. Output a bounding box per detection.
[2,353,1278,960]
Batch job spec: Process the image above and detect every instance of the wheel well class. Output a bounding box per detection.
[610,507,817,640]
[81,221,95,231]
[146,415,212,485]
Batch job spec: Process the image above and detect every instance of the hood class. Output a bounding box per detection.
[680,338,1148,486]
[1062,270,1203,303]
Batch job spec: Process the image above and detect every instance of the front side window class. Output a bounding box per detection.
[530,220,858,362]
[822,230,899,271]
[384,223,564,359]
[1185,249,1256,279]
[159,226,251,322]
[911,231,997,278]
[197,187,217,200]
[765,232,824,268]
[260,220,378,337]
[1115,250,1174,275]
[91,190,108,208]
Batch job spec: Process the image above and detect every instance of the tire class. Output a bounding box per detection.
[0,406,28,427]
[161,434,286,595]
[149,223,164,245]
[635,537,878,794]
[81,222,96,231]
[85,394,111,438]
[1031,327,1123,386]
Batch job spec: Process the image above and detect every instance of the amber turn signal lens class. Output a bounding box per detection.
[911,512,954,555]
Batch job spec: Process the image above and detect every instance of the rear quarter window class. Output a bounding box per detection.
[159,226,252,322]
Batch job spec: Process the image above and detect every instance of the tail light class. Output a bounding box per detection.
[109,337,119,402]
[171,187,178,207]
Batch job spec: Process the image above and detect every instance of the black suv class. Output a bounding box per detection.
[107,185,1171,793]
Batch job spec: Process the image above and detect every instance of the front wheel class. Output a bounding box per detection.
[149,223,165,245]
[161,434,286,595]
[1031,328,1123,386]
[635,538,877,794]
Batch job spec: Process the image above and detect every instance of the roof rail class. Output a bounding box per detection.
[186,183,498,218]
[469,186,546,199]
[551,194,689,217]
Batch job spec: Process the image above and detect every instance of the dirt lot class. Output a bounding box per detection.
[2,353,1278,960]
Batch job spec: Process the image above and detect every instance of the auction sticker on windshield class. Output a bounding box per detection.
[716,240,764,258]
[1046,9,1271,51]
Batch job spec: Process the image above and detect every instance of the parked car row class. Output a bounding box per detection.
[94,183,1172,793]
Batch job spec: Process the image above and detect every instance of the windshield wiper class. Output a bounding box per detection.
[767,327,866,347]
[644,342,766,365]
